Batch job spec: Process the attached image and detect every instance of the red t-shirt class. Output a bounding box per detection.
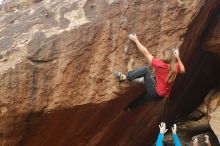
[151,58,180,97]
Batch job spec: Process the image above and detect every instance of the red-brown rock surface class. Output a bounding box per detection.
[0,0,220,146]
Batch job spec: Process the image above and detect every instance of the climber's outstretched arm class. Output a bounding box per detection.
[175,55,185,74]
[173,49,185,74]
[129,33,153,64]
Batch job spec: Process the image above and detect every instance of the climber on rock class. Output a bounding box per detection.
[114,33,185,112]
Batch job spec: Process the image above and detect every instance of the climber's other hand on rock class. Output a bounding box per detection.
[172,48,179,58]
[129,33,138,42]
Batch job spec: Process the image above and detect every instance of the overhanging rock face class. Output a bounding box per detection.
[0,0,220,146]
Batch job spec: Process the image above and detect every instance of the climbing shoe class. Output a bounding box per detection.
[113,71,127,82]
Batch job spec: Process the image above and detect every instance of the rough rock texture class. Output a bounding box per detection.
[198,89,220,143]
[0,0,42,14]
[0,0,220,146]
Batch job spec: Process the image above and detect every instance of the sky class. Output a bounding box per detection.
[0,0,3,4]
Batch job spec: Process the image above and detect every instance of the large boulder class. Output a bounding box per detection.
[200,89,220,143]
[0,0,220,146]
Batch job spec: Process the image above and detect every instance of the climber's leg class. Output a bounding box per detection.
[125,91,162,111]
[125,67,163,111]
[113,66,152,83]
[126,66,149,81]
[142,66,156,95]
[127,66,156,93]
